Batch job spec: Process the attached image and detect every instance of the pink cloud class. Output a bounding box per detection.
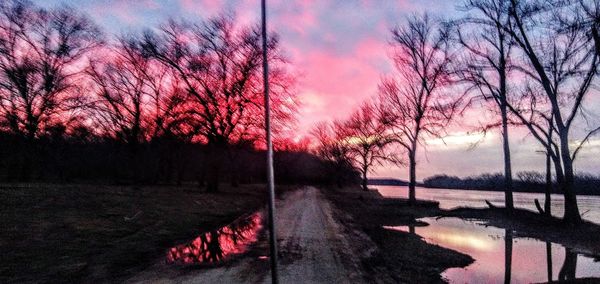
[293,46,384,135]
[272,0,318,36]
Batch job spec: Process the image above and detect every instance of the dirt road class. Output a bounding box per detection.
[128,186,370,283]
[264,186,364,283]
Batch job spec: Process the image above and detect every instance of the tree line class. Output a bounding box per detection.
[424,172,600,195]
[313,0,600,225]
[0,0,357,188]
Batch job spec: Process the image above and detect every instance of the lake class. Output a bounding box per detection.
[374,185,600,224]
[375,186,600,283]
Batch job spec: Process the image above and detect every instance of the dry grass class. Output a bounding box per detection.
[0,183,280,283]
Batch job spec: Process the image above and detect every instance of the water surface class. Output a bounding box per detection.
[386,217,600,283]
[375,185,600,224]
[166,212,262,265]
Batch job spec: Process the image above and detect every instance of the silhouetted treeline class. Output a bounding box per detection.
[0,0,353,188]
[0,130,353,185]
[423,173,600,196]
[367,178,409,186]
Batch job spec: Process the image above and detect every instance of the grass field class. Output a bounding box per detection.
[0,183,275,283]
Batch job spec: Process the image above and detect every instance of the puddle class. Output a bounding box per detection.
[384,217,600,283]
[166,212,262,265]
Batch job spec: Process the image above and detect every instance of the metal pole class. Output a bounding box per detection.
[261,0,279,283]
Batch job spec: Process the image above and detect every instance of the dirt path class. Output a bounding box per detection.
[265,186,363,283]
[127,186,368,283]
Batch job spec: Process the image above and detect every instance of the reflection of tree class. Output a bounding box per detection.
[558,248,577,281]
[167,213,261,265]
[504,229,512,284]
[546,242,553,283]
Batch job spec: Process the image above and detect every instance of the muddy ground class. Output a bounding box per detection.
[323,186,474,283]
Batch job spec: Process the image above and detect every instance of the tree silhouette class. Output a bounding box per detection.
[339,102,395,191]
[456,0,515,211]
[379,14,460,203]
[502,0,599,224]
[311,122,356,188]
[0,0,101,179]
[139,15,295,192]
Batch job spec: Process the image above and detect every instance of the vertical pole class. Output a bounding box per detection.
[261,1,279,283]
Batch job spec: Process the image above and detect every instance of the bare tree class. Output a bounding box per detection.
[88,41,149,148]
[311,122,355,188]
[541,112,555,216]
[456,0,516,210]
[0,0,101,178]
[569,0,600,56]
[339,102,395,191]
[502,0,599,224]
[139,15,296,192]
[145,67,195,185]
[493,81,560,216]
[379,14,459,203]
[87,38,167,181]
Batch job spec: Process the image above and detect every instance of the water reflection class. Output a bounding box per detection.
[504,229,512,284]
[166,212,262,265]
[559,248,578,282]
[546,241,552,283]
[385,217,600,283]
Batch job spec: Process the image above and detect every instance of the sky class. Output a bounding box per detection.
[33,0,600,180]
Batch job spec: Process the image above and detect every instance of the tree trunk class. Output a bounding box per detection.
[544,149,552,217]
[552,153,565,185]
[336,173,343,188]
[206,161,220,192]
[498,38,514,212]
[408,144,417,204]
[500,98,514,211]
[196,170,205,188]
[129,141,140,184]
[231,173,239,187]
[206,141,224,193]
[20,140,33,181]
[361,169,368,191]
[558,131,582,224]
[544,117,554,217]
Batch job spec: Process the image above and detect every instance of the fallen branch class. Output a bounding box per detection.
[534,199,545,215]
[124,210,143,221]
[485,200,497,209]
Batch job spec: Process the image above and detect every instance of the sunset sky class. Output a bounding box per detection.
[33,0,600,180]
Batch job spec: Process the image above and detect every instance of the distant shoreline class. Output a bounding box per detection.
[369,180,600,196]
